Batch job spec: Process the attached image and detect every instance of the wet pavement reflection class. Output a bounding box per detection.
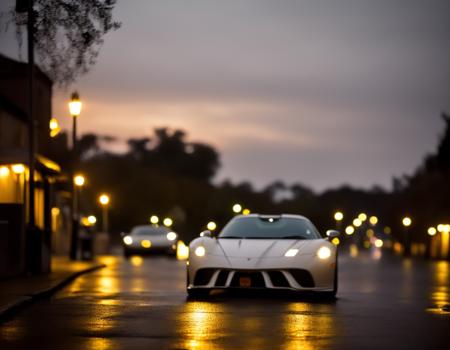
[0,252,449,349]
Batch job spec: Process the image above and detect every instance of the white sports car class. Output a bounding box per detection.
[187,214,339,298]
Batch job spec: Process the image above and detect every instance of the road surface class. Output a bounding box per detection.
[0,249,448,349]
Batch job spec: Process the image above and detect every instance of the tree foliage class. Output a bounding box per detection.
[46,115,450,245]
[8,0,121,85]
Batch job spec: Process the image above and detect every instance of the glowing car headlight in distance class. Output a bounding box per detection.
[195,246,206,257]
[166,232,177,241]
[284,248,299,257]
[123,236,133,245]
[317,246,331,259]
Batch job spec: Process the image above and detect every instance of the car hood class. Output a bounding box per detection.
[204,238,323,258]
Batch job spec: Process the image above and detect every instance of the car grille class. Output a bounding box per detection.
[192,268,315,289]
[288,269,315,287]
[267,270,290,287]
[194,268,216,286]
[215,270,229,286]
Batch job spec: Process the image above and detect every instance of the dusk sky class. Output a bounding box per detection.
[1,0,449,191]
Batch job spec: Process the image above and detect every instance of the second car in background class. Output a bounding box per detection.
[122,225,178,257]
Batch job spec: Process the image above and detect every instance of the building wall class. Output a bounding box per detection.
[0,54,52,157]
[0,109,27,150]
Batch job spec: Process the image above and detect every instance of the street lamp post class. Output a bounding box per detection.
[69,92,82,260]
[99,194,110,233]
[402,216,412,257]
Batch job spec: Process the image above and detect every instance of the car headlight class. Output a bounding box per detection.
[317,246,331,259]
[166,232,177,241]
[123,236,133,245]
[284,248,299,257]
[194,246,206,257]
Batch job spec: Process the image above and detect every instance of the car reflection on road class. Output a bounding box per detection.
[175,296,337,350]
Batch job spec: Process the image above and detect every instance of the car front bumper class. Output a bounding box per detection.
[187,255,336,292]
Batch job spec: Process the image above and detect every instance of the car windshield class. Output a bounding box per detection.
[131,226,169,235]
[218,216,321,239]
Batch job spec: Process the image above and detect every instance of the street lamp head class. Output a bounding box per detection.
[353,218,362,227]
[402,217,412,227]
[334,211,344,221]
[345,225,355,235]
[207,221,217,231]
[69,91,82,117]
[427,227,437,236]
[99,194,110,206]
[49,118,60,137]
[163,217,173,227]
[74,174,85,187]
[232,203,242,214]
[87,215,97,225]
[358,213,367,222]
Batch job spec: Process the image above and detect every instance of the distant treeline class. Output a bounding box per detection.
[47,113,450,244]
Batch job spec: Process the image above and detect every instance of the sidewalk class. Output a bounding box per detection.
[0,256,106,321]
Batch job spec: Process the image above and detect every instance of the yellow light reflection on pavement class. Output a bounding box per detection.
[177,302,226,350]
[130,255,143,267]
[283,303,335,350]
[427,261,450,315]
[84,338,115,350]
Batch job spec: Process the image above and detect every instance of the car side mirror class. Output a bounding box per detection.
[326,230,340,239]
[200,230,213,238]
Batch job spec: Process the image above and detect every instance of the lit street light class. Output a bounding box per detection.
[150,215,159,225]
[402,216,412,256]
[207,221,217,231]
[353,218,362,227]
[402,217,412,227]
[69,91,82,260]
[358,213,367,222]
[99,193,110,233]
[345,226,355,235]
[49,117,60,137]
[334,211,344,221]
[74,174,85,187]
[232,203,242,214]
[87,215,97,225]
[163,217,173,227]
[334,211,344,231]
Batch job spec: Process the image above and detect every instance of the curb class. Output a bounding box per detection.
[0,263,105,322]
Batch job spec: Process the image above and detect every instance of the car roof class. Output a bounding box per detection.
[235,213,309,220]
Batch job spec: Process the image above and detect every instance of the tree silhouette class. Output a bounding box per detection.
[7,0,120,85]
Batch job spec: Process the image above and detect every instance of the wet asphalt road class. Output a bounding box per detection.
[0,250,449,350]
